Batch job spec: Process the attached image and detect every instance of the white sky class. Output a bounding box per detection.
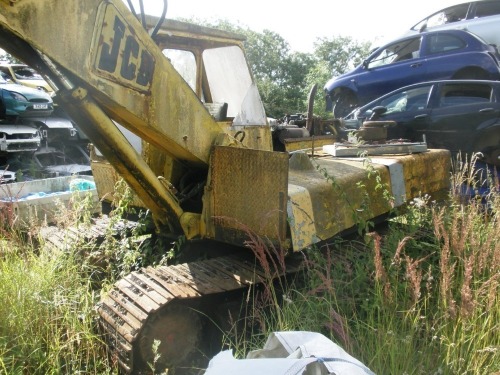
[132,0,461,52]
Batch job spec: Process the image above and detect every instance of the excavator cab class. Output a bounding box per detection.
[150,17,269,128]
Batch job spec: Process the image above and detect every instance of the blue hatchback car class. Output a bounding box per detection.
[324,29,500,118]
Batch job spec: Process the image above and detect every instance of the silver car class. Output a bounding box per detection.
[404,0,500,48]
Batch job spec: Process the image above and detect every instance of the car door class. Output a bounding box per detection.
[359,83,434,141]
[424,82,500,153]
[356,36,426,103]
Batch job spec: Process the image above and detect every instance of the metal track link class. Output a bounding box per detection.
[97,252,304,373]
[39,215,140,252]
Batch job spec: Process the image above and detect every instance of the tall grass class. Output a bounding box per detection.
[228,157,499,374]
[0,185,129,374]
[0,179,163,374]
[0,238,113,374]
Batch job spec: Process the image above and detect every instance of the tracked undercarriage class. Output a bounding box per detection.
[42,219,304,373]
[98,253,304,373]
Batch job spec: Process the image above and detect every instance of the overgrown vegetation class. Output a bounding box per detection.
[0,157,498,374]
[223,155,499,375]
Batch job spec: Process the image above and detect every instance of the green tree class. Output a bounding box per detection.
[314,35,372,78]
[241,30,371,119]
[303,59,333,118]
[235,28,306,117]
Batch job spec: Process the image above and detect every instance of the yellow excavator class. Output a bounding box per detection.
[0,0,451,373]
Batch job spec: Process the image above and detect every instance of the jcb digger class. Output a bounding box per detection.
[0,0,451,373]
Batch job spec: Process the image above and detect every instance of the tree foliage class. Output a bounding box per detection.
[313,36,372,78]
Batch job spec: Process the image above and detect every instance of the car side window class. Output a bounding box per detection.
[360,85,432,118]
[474,1,500,17]
[426,34,466,55]
[367,37,421,68]
[381,86,433,114]
[438,83,492,107]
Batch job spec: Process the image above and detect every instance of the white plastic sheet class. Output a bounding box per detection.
[204,331,375,375]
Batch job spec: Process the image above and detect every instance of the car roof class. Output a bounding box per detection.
[382,78,500,90]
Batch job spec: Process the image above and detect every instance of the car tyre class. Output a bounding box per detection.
[333,90,358,118]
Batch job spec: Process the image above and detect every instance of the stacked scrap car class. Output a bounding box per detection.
[404,0,500,47]
[325,29,500,118]
[0,63,54,94]
[341,79,500,166]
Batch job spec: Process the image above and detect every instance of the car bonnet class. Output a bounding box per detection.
[0,81,52,102]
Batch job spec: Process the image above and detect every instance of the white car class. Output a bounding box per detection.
[405,0,500,48]
[0,124,41,153]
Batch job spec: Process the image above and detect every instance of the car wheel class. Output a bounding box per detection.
[333,90,358,118]
[452,68,489,80]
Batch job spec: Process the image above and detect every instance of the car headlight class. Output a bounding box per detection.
[9,91,28,102]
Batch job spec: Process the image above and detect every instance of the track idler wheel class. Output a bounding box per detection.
[135,303,203,374]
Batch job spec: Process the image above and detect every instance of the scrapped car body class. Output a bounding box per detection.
[0,169,15,183]
[0,124,41,153]
[0,63,54,94]
[26,115,78,144]
[325,29,500,118]
[405,0,500,48]
[342,79,500,166]
[33,144,91,177]
[0,76,53,118]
